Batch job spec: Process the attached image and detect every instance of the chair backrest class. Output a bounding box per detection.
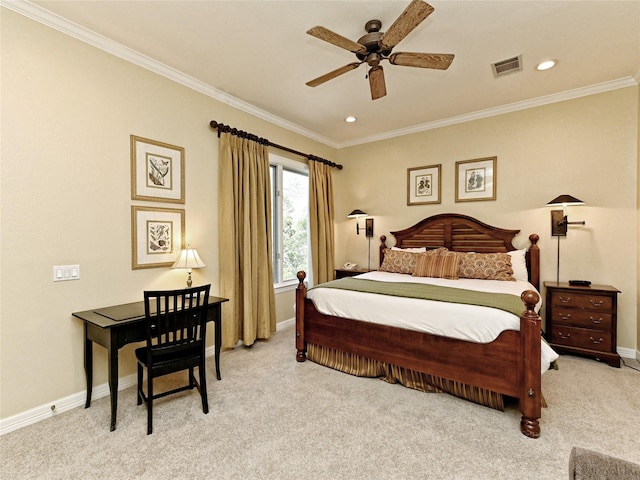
[143,284,211,351]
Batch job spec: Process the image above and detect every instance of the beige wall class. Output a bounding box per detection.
[1,9,638,423]
[334,87,639,352]
[0,10,335,418]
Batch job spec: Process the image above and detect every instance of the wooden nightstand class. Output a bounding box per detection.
[335,268,371,279]
[544,282,621,367]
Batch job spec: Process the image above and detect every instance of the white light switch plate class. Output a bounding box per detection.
[53,265,80,282]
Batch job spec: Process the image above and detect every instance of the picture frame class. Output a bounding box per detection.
[407,164,441,205]
[131,135,185,204]
[131,206,185,269]
[455,156,497,202]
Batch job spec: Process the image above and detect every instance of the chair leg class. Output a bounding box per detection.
[136,364,143,406]
[147,371,153,435]
[199,363,209,414]
[189,367,196,388]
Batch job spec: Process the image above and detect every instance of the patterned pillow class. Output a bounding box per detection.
[413,253,460,279]
[379,249,421,274]
[457,252,515,281]
[425,247,450,255]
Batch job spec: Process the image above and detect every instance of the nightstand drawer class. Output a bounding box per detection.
[550,292,612,311]
[550,308,612,331]
[550,326,612,352]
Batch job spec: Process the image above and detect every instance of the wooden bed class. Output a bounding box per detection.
[295,213,544,438]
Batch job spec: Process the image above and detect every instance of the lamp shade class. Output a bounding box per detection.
[347,209,367,218]
[545,194,585,207]
[171,247,206,270]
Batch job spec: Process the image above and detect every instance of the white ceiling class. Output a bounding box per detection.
[13,0,640,147]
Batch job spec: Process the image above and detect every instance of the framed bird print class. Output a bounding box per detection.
[131,206,185,269]
[131,135,185,204]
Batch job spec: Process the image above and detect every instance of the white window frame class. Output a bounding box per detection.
[270,154,310,293]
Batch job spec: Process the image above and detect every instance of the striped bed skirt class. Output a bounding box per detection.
[307,342,506,411]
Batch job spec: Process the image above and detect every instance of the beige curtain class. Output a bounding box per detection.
[308,160,335,285]
[218,132,276,348]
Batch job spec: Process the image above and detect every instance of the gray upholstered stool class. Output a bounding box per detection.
[569,447,640,480]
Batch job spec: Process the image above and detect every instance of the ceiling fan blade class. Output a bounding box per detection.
[306,62,362,87]
[380,0,434,50]
[368,66,387,100]
[307,26,367,54]
[389,52,454,70]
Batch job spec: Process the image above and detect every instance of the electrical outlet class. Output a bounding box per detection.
[53,265,80,282]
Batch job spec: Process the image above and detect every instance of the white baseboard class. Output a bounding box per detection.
[1,333,634,436]
[617,346,637,359]
[0,345,217,436]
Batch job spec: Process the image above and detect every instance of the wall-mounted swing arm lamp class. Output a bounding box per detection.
[545,194,586,284]
[347,209,374,270]
[347,209,367,235]
[546,194,586,236]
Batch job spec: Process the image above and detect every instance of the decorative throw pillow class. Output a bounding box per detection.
[425,247,449,255]
[413,253,460,280]
[458,252,515,281]
[379,249,421,274]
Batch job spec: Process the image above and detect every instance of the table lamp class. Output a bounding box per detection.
[172,246,206,287]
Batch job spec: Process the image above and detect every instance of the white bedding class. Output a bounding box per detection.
[307,271,558,372]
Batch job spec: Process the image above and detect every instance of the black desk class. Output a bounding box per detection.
[72,296,228,431]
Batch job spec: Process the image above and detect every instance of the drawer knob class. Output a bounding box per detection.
[558,331,571,339]
[558,296,572,303]
[589,316,602,325]
[558,313,571,321]
[589,336,604,345]
[589,299,604,307]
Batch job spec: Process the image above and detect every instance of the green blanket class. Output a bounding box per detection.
[311,277,526,318]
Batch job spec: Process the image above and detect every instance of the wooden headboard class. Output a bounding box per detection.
[379,213,540,289]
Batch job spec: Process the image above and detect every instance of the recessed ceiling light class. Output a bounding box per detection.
[536,59,557,71]
[344,116,357,123]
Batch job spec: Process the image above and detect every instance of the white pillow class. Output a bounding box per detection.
[391,246,427,252]
[508,249,528,282]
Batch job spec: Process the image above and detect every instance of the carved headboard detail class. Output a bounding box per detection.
[378,214,540,289]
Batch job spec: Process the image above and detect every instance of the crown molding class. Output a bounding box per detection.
[2,0,338,148]
[4,0,637,151]
[338,76,639,148]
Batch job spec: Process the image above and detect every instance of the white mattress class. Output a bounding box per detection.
[307,271,558,372]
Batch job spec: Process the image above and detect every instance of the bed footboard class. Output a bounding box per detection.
[294,271,543,438]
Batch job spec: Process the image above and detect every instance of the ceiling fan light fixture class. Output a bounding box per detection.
[344,116,357,123]
[305,0,452,100]
[537,59,557,71]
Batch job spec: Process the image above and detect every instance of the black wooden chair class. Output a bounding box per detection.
[136,284,211,434]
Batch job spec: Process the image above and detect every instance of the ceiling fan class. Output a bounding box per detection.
[306,0,454,100]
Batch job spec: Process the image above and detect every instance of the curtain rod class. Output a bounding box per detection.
[209,120,343,170]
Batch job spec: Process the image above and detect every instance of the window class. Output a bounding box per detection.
[270,155,309,289]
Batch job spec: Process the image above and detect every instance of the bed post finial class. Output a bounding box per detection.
[527,234,540,289]
[379,235,387,266]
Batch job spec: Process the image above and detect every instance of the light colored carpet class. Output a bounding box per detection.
[1,321,639,479]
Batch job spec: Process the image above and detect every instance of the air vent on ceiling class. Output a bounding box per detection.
[492,55,522,78]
